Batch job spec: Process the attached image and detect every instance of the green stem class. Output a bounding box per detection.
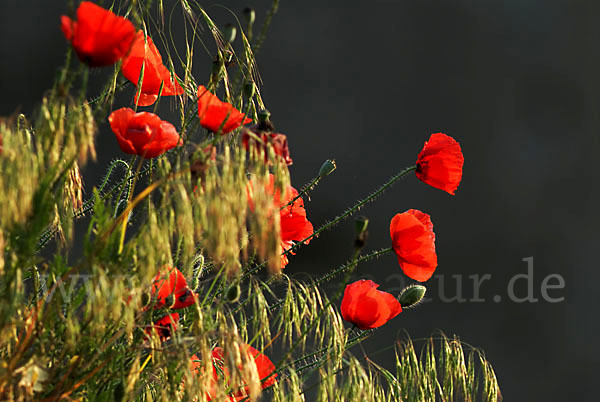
[241,166,415,279]
[287,165,416,256]
[252,0,279,57]
[280,174,321,210]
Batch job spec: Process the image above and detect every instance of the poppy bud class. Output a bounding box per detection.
[354,216,369,236]
[398,285,427,308]
[223,24,237,43]
[244,82,256,100]
[141,292,151,308]
[318,159,337,178]
[212,59,223,77]
[253,109,275,132]
[226,283,241,303]
[354,216,369,249]
[258,108,270,121]
[164,294,176,309]
[243,8,256,25]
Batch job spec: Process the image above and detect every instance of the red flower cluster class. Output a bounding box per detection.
[340,133,463,329]
[341,280,402,329]
[197,86,252,134]
[108,108,181,158]
[61,2,466,375]
[61,3,184,105]
[121,31,185,106]
[191,343,277,401]
[416,133,464,195]
[61,2,135,67]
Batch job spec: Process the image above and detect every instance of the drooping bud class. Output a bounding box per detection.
[318,159,336,178]
[243,8,256,26]
[223,23,237,44]
[398,285,427,308]
[211,59,223,78]
[140,292,151,308]
[355,216,369,236]
[253,109,275,133]
[164,294,176,309]
[226,282,241,303]
[244,82,256,100]
[354,216,369,249]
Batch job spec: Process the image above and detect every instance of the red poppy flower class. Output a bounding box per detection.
[144,313,179,341]
[108,107,181,158]
[415,133,464,195]
[390,209,438,282]
[60,2,135,67]
[197,86,252,134]
[247,174,314,268]
[121,31,184,106]
[279,184,313,268]
[209,344,277,400]
[242,128,293,165]
[150,266,196,309]
[341,279,402,330]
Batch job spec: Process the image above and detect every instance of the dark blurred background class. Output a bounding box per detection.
[1,0,598,400]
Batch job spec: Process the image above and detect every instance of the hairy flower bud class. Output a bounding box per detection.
[244,82,256,100]
[354,216,369,249]
[243,8,256,25]
[226,283,241,303]
[223,23,237,43]
[398,285,427,308]
[318,159,336,178]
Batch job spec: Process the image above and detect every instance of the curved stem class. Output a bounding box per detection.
[241,166,415,279]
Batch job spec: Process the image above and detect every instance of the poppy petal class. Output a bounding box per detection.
[341,280,402,329]
[121,31,184,105]
[150,266,197,309]
[415,133,464,195]
[390,210,438,282]
[61,2,135,67]
[108,108,180,158]
[197,86,252,134]
[144,312,179,340]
